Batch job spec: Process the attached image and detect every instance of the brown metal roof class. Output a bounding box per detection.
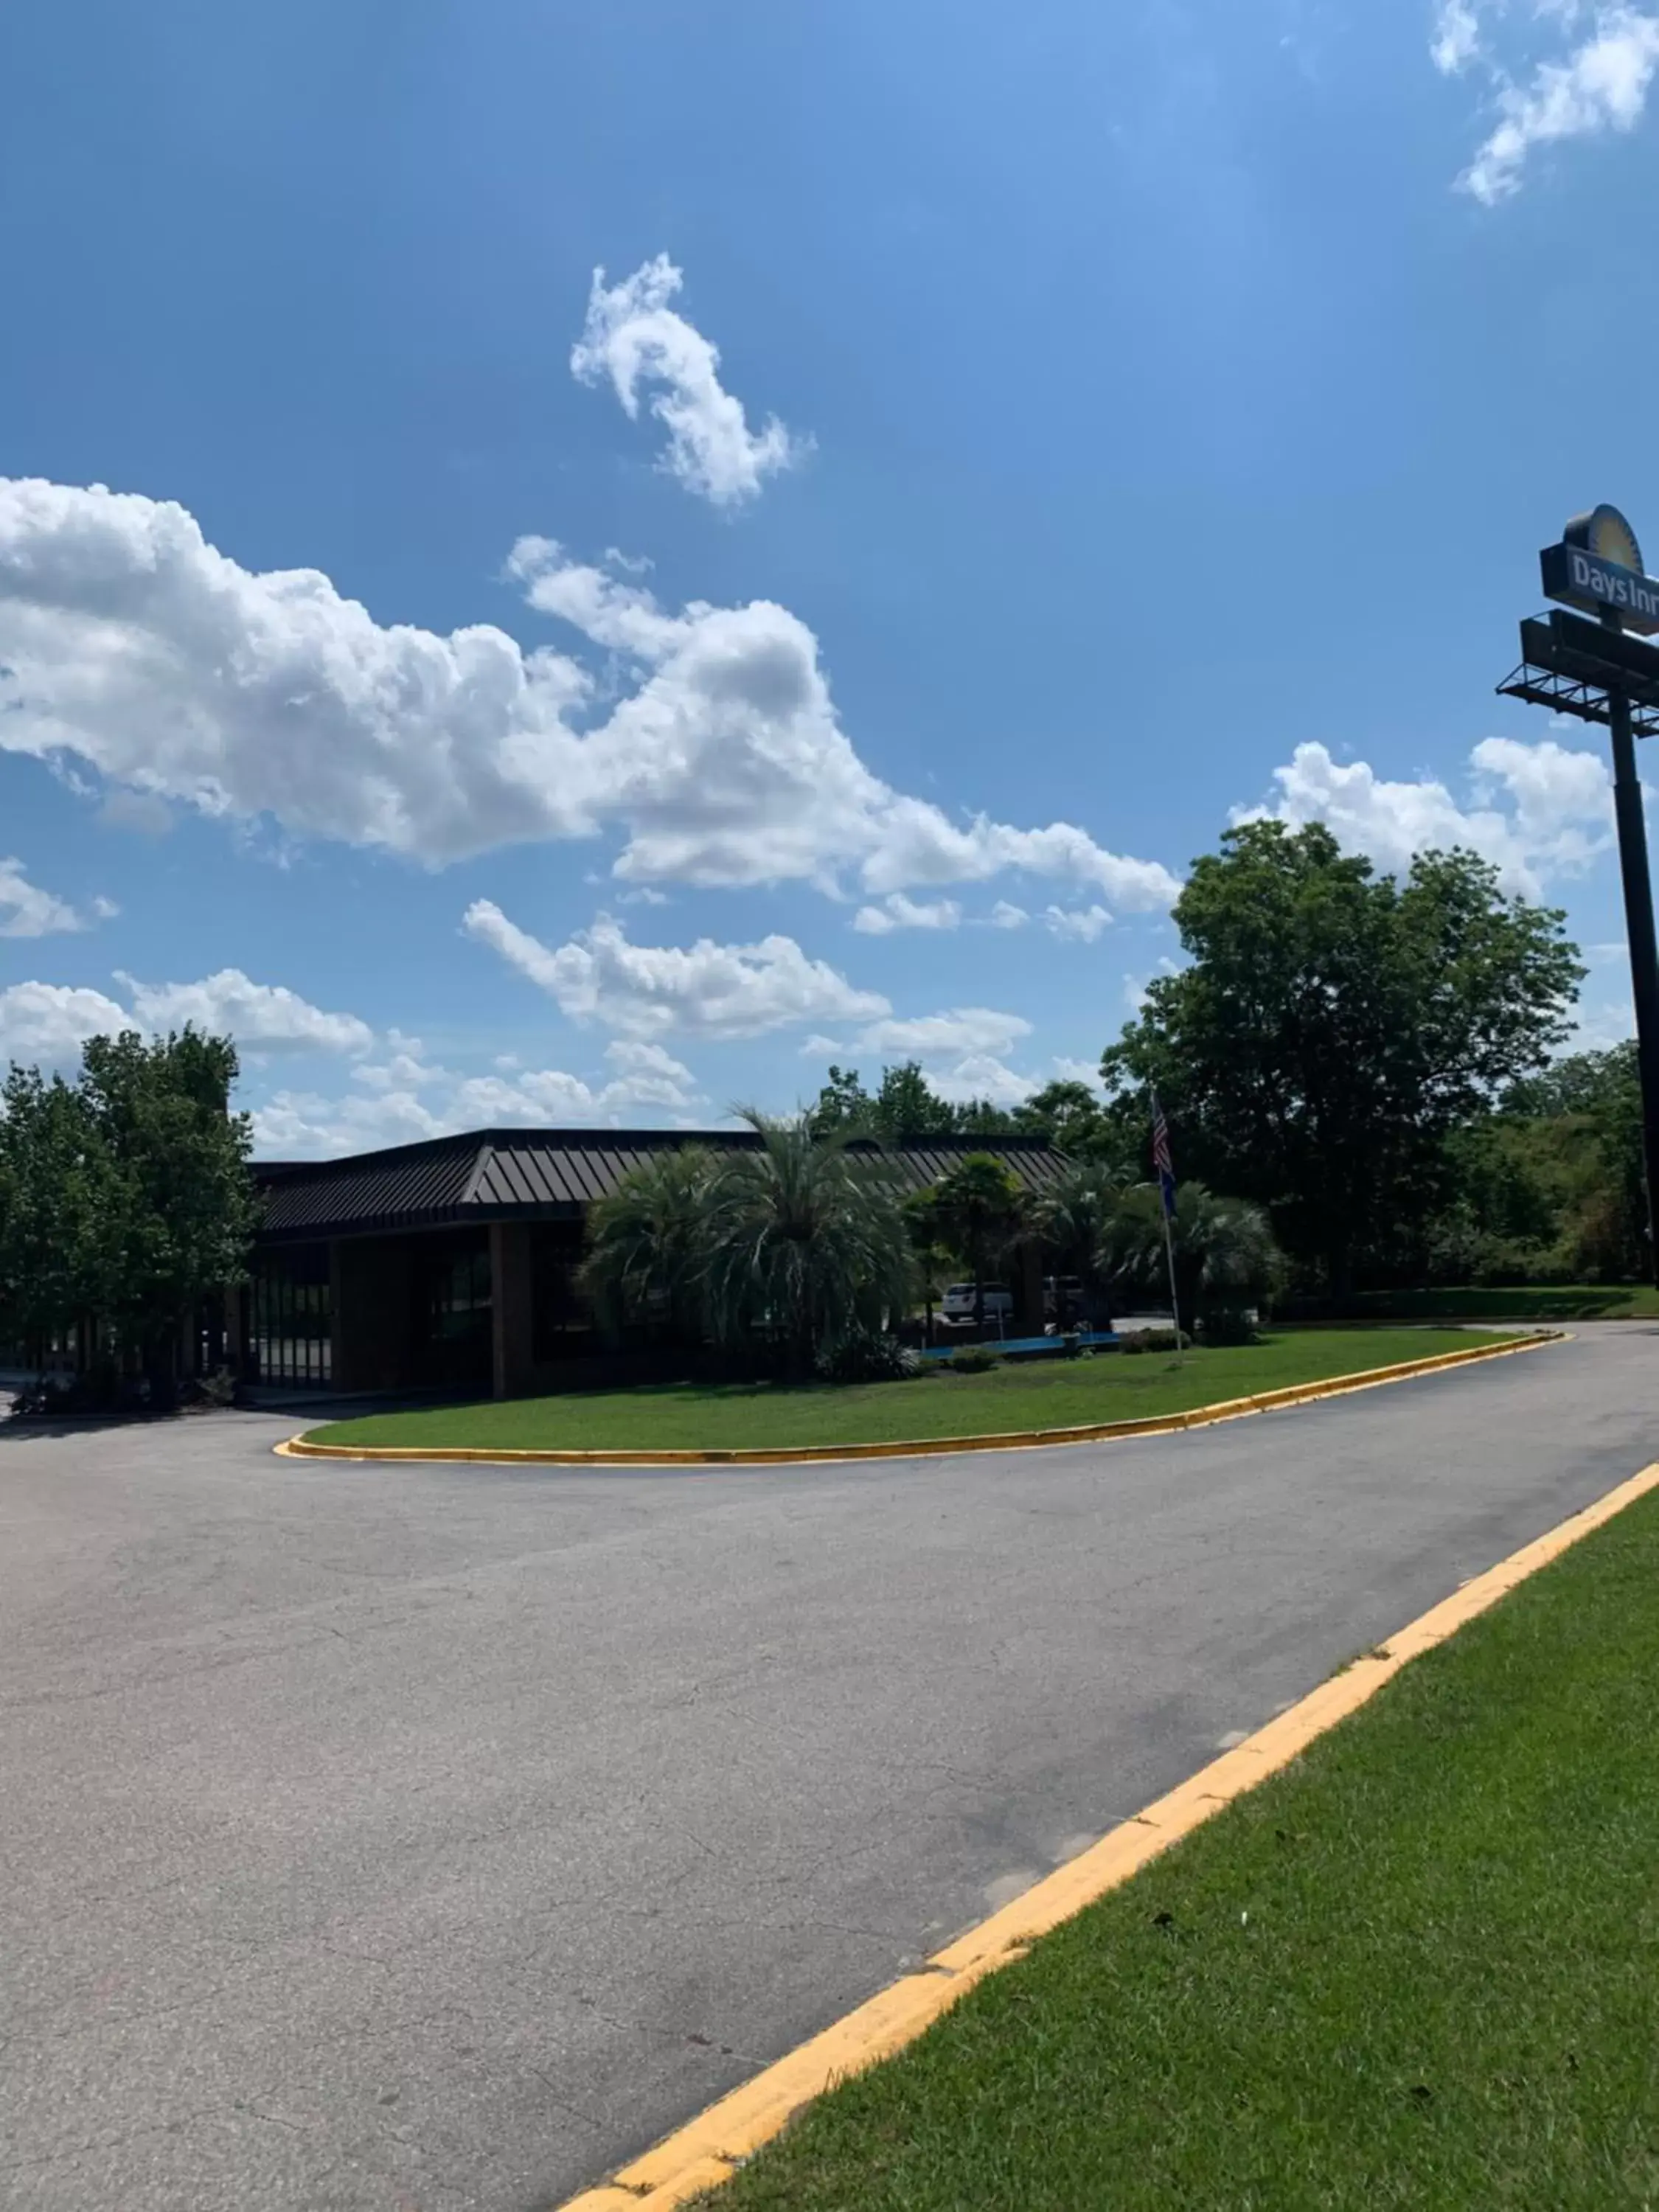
[254,1127,1068,1242]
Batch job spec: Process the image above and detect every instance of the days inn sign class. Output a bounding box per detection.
[1540,503,1659,635]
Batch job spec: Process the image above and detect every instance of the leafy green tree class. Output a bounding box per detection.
[872,1062,961,1138]
[1106,1182,1286,1340]
[1505,1042,1646,1278]
[902,1189,956,1346]
[809,1061,1020,1141]
[1032,1161,1121,1326]
[927,1152,1026,1333]
[1102,823,1583,1295]
[0,1067,111,1364]
[579,1144,717,1338]
[699,1111,914,1376]
[951,1095,1020,1135]
[807,1065,873,1137]
[1014,1079,1121,1161]
[78,1029,260,1397]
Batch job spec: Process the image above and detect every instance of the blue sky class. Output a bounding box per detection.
[0,0,1654,1154]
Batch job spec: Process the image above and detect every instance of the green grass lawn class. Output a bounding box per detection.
[307,1327,1516,1453]
[1329,1283,1659,1321]
[699,1481,1659,2212]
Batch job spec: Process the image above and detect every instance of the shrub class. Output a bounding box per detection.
[1121,1326,1192,1355]
[815,1328,923,1383]
[945,1344,1002,1374]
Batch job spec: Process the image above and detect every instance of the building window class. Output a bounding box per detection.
[251,1245,332,1388]
[414,1233,493,1392]
[532,1225,595,1362]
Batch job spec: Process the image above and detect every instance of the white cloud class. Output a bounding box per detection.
[0,856,106,938]
[463,902,890,1040]
[798,1006,1042,1110]
[1568,998,1635,1051]
[251,1086,454,1157]
[1431,0,1484,74]
[1438,4,1659,203]
[1051,1057,1105,1086]
[852,892,963,935]
[0,478,1182,916]
[251,1033,706,1157]
[925,1053,1036,1109]
[114,968,375,1054]
[1043,903,1113,943]
[0,981,128,1071]
[97,787,174,836]
[1237,737,1612,897]
[352,1048,446,1093]
[571,254,807,507]
[989,900,1029,930]
[852,1006,1034,1059]
[605,1037,696,1083]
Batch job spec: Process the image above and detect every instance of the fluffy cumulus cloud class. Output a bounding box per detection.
[464,901,891,1040]
[849,1006,1033,1060]
[853,892,962,935]
[0,479,1178,915]
[801,1004,1040,1113]
[1043,903,1113,943]
[0,967,372,1074]
[1237,737,1612,897]
[0,856,109,938]
[1433,1,1659,202]
[252,1034,707,1158]
[0,981,128,1070]
[571,254,807,506]
[114,967,374,1054]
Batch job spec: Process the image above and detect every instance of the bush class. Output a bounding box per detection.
[815,1328,923,1383]
[1197,1305,1258,1346]
[1121,1327,1192,1355]
[945,1344,1003,1374]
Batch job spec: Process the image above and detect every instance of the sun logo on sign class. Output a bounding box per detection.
[1565,504,1646,577]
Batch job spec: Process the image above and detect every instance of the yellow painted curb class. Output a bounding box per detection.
[274,1331,1562,1470]
[554,1445,1659,2212]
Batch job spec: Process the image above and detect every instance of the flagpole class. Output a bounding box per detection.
[1160,1194,1184,1365]
[1149,1085,1184,1364]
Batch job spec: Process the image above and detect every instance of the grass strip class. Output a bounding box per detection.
[1325,1284,1659,1321]
[698,1483,1659,2212]
[307,1327,1513,1453]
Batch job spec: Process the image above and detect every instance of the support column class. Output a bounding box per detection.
[490,1221,535,1400]
[328,1239,347,1391]
[1609,680,1659,1285]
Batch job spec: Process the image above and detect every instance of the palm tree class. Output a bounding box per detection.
[928,1153,1025,1337]
[1032,1161,1121,1330]
[902,1189,956,1348]
[699,1110,914,1377]
[1105,1182,1285,1340]
[580,1144,716,1340]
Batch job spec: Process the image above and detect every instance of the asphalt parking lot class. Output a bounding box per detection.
[3,1326,1655,2211]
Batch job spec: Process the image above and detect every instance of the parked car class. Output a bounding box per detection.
[939,1282,1015,1326]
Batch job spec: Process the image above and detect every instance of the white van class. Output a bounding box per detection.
[939,1283,1015,1325]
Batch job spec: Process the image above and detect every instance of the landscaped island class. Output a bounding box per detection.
[692,1464,1659,2212]
[304,1326,1520,1456]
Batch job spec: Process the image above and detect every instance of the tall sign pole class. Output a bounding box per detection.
[1602,632,1659,1278]
[1500,504,1659,1284]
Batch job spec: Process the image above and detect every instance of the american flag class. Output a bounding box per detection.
[1151,1089,1177,1220]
